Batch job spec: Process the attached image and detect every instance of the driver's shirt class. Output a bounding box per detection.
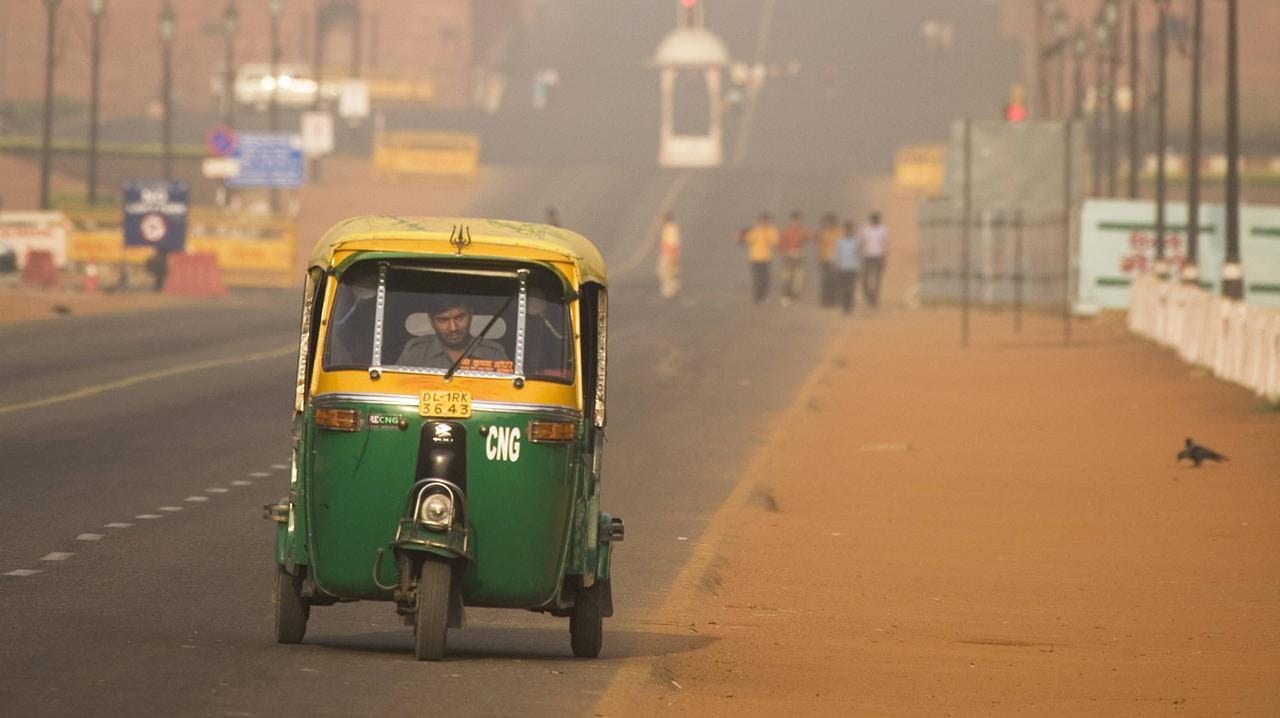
[395,336,511,373]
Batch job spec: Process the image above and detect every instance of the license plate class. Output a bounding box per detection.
[419,390,472,418]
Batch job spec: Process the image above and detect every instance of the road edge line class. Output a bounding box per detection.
[593,320,851,713]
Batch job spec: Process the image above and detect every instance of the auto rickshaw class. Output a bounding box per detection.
[265,216,624,660]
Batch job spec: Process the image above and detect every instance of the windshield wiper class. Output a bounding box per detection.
[443,293,517,381]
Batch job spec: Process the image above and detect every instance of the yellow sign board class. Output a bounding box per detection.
[894,144,947,193]
[373,131,480,181]
[64,208,297,288]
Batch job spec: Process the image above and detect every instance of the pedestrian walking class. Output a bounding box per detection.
[833,221,861,314]
[545,206,561,228]
[656,212,682,299]
[778,211,809,306]
[860,212,888,308]
[816,212,840,307]
[740,212,778,304]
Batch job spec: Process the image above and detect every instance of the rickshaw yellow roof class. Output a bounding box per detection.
[310,216,608,285]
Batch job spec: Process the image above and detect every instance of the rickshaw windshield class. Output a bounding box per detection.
[322,260,574,383]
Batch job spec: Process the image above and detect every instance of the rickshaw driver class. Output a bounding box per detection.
[396,296,510,370]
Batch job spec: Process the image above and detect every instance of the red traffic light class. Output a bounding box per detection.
[681,0,697,7]
[1004,101,1028,123]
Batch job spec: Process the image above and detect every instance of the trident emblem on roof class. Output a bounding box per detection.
[449,225,472,254]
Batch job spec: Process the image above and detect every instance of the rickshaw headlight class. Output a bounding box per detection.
[418,493,454,529]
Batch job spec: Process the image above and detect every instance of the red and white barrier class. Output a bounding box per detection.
[164,252,228,298]
[1129,273,1280,402]
[20,249,59,289]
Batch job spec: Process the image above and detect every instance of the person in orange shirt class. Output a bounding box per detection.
[777,211,810,306]
[739,212,779,304]
[816,213,841,307]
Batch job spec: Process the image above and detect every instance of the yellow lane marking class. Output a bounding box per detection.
[592,321,850,714]
[0,345,295,416]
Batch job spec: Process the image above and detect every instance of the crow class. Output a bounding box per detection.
[1177,437,1228,468]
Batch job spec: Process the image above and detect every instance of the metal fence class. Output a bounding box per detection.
[917,201,1071,307]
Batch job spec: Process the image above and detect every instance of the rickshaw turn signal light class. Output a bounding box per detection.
[315,408,361,431]
[529,421,576,442]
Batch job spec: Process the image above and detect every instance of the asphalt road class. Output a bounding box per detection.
[0,166,865,716]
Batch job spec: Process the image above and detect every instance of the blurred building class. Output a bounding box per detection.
[0,0,524,124]
[998,0,1280,148]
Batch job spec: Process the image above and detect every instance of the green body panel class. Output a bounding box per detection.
[299,401,581,607]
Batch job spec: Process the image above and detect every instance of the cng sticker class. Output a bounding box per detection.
[485,426,521,462]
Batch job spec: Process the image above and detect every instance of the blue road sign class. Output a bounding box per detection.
[228,132,305,188]
[122,180,189,252]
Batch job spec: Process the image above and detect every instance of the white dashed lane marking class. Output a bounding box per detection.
[6,462,278,579]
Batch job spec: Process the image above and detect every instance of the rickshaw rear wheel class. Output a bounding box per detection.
[273,566,310,644]
[414,558,451,661]
[570,584,604,658]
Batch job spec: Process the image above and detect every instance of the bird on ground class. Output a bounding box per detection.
[1176,437,1228,468]
[51,304,72,316]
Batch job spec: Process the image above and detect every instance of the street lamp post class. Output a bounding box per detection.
[220,2,239,207]
[1072,30,1087,121]
[159,1,175,182]
[1222,0,1243,299]
[221,2,239,128]
[1053,11,1069,118]
[269,0,283,214]
[1153,0,1169,278]
[1184,0,1203,285]
[1127,0,1140,199]
[1104,0,1120,197]
[87,0,106,206]
[1091,21,1110,197]
[39,0,62,211]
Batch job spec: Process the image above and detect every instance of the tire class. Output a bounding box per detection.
[414,558,452,661]
[570,584,604,658]
[274,567,309,644]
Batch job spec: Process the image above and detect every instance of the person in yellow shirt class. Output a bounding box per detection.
[739,212,779,304]
[816,213,841,307]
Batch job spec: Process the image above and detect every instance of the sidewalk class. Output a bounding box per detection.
[596,307,1280,716]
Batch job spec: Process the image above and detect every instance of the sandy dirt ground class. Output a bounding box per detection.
[594,183,1280,716]
[595,310,1280,716]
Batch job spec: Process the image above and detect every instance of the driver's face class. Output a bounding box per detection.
[430,306,472,350]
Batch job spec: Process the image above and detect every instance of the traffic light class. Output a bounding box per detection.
[681,0,697,7]
[1004,84,1028,123]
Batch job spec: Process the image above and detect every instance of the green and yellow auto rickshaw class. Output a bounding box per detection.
[266,216,623,660]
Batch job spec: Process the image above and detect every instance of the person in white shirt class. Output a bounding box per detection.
[656,212,682,299]
[859,212,888,308]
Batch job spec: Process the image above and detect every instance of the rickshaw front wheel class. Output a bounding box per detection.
[414,558,451,661]
[570,584,604,658]
[273,567,310,644]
